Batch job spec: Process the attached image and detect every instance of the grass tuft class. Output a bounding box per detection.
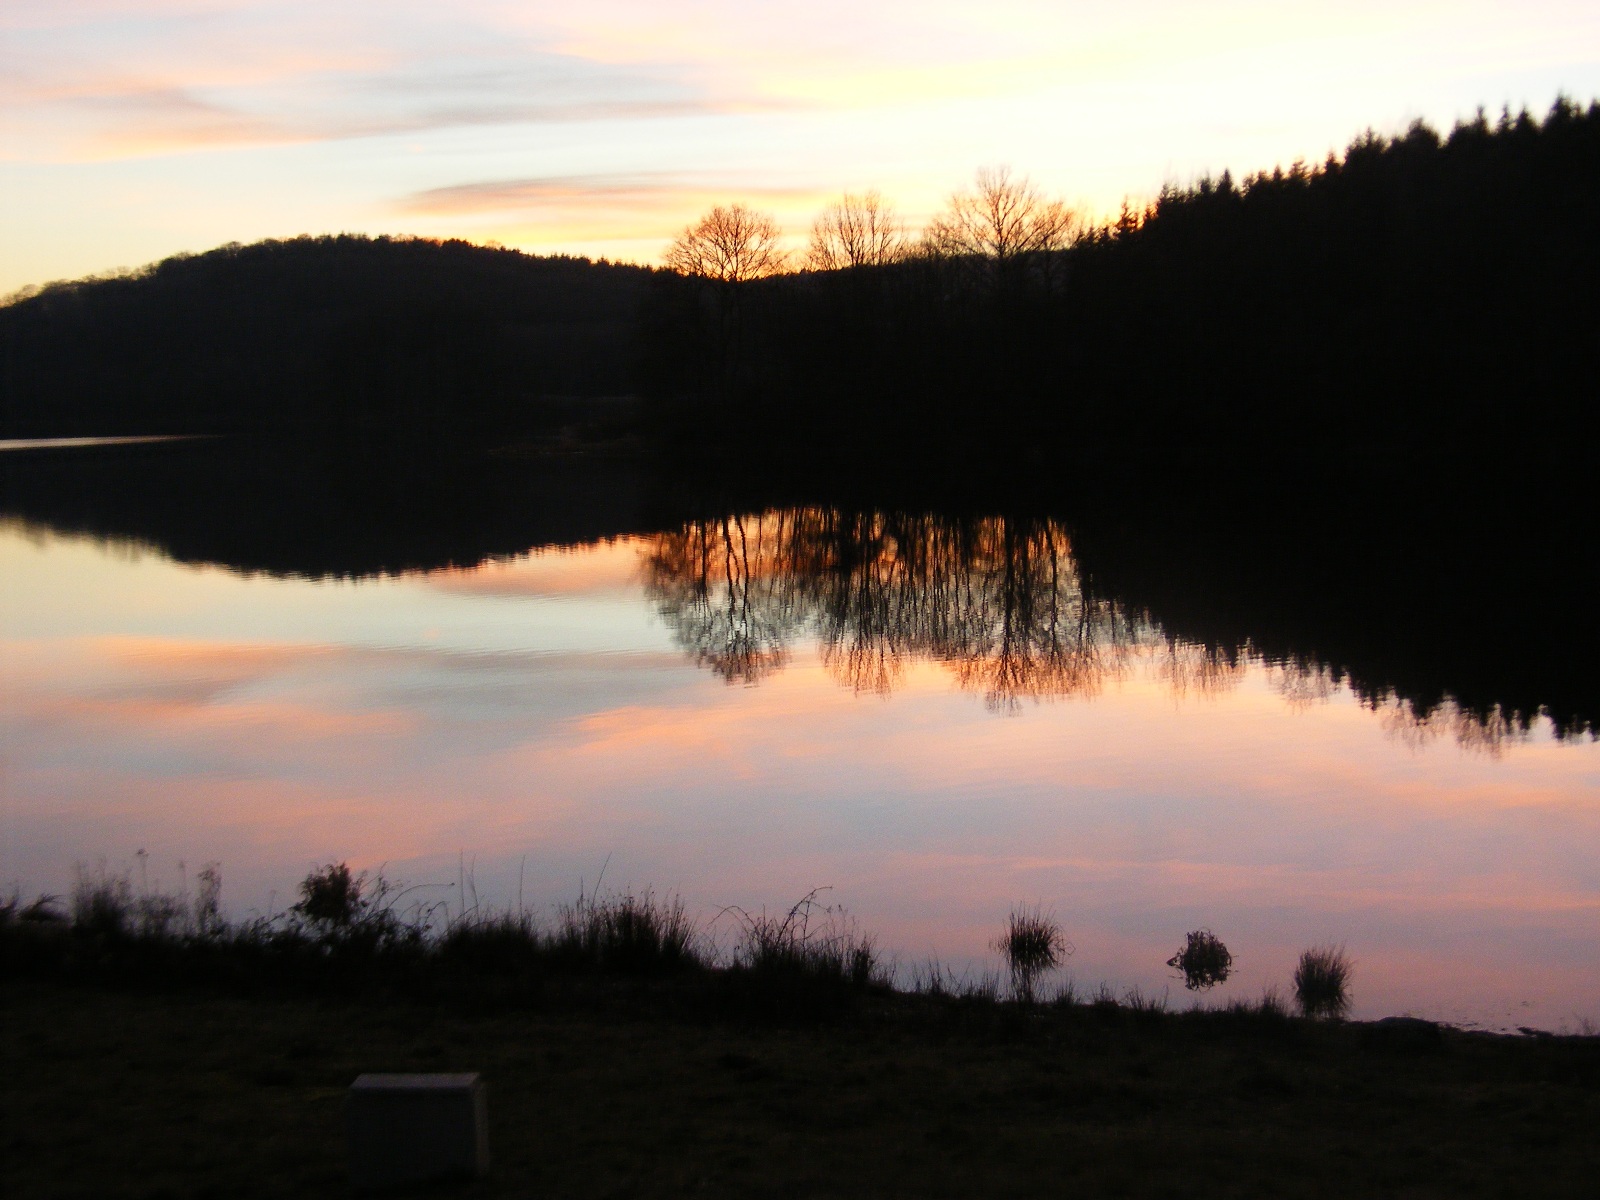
[1124,984,1168,1013]
[72,863,140,937]
[1293,945,1352,1019]
[437,910,544,973]
[996,903,1071,1003]
[555,888,701,973]
[2,891,66,925]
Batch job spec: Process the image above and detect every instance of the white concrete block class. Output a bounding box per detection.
[347,1072,489,1189]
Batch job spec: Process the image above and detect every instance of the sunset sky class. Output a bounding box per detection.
[3,1,1598,294]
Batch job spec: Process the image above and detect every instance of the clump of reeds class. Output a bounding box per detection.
[728,889,884,991]
[1167,928,1233,991]
[1293,944,1352,1019]
[996,903,1071,1004]
[556,887,701,973]
[71,863,135,937]
[70,860,190,939]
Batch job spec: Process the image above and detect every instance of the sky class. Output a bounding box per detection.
[3,1,1598,294]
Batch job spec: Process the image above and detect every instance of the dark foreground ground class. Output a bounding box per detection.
[5,980,1598,1199]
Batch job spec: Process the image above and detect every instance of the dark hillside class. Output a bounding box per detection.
[0,236,653,440]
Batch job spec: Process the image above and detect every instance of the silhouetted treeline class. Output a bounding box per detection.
[1,236,652,440]
[645,99,1600,477]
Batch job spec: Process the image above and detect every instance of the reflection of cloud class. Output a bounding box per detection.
[424,540,647,598]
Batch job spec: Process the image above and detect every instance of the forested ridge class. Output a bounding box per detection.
[3,100,1596,472]
[0,236,653,439]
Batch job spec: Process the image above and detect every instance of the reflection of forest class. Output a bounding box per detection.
[643,508,1544,751]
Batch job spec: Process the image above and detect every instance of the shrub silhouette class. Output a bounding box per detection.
[1167,928,1234,990]
[292,862,366,928]
[288,861,420,952]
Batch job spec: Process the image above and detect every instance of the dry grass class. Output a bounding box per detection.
[555,888,702,972]
[1294,945,1353,1019]
[727,889,884,988]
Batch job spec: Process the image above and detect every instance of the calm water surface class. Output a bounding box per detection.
[2,507,1596,1032]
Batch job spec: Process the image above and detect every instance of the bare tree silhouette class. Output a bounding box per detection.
[664,205,787,283]
[660,204,786,388]
[923,167,1078,265]
[807,191,905,271]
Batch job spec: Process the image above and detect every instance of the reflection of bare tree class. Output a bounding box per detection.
[1376,693,1532,757]
[642,512,801,683]
[930,516,1142,712]
[643,509,1148,708]
[1266,657,1340,711]
[1157,639,1249,702]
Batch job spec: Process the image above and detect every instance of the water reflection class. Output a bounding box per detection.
[3,515,1597,1033]
[643,507,1567,752]
[645,511,1143,710]
[2,441,1592,745]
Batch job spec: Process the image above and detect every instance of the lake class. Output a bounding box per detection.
[2,440,1595,1032]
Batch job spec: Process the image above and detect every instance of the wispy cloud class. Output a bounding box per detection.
[401,172,819,217]
[3,70,745,162]
[0,6,752,161]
